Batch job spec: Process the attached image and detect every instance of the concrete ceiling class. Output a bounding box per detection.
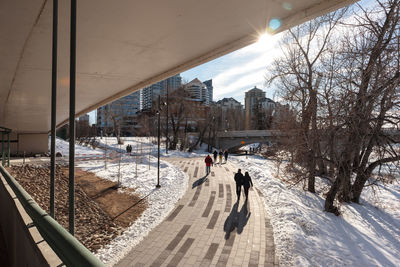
[0,0,356,133]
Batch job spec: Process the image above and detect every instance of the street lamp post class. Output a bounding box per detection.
[166,83,169,154]
[156,95,161,188]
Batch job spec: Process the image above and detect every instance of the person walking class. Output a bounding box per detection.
[224,149,228,162]
[219,150,223,164]
[243,171,253,200]
[213,150,218,163]
[205,154,213,175]
[234,169,244,201]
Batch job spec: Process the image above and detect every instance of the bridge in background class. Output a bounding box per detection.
[215,128,400,150]
[215,130,284,150]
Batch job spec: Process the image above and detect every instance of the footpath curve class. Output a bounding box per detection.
[116,157,278,267]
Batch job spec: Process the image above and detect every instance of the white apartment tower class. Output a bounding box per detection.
[184,78,210,106]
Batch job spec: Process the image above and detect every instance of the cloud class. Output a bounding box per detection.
[212,43,281,103]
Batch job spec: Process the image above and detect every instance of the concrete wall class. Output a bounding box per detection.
[16,133,48,155]
[0,175,61,267]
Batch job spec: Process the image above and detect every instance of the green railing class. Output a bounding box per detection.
[0,126,11,167]
[0,165,105,267]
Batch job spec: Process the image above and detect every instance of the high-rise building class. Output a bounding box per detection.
[78,114,90,123]
[203,79,213,103]
[245,86,266,129]
[214,97,245,130]
[215,97,243,111]
[141,74,182,110]
[97,90,141,135]
[184,78,210,106]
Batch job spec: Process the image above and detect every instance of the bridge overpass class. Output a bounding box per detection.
[214,128,400,151]
[214,130,284,150]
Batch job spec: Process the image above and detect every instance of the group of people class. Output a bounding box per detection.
[204,152,254,201]
[213,149,228,164]
[234,169,253,200]
[126,144,133,153]
[204,149,229,175]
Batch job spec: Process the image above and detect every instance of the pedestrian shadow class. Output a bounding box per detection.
[192,175,207,188]
[223,201,251,239]
[237,200,251,234]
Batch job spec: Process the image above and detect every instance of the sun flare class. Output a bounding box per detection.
[257,32,276,49]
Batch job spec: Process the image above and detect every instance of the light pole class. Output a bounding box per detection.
[208,116,215,152]
[165,82,169,154]
[156,94,161,188]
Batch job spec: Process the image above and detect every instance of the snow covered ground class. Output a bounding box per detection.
[230,155,400,267]
[53,137,190,265]
[53,137,400,266]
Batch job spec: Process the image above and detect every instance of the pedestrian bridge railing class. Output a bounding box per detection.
[0,165,105,267]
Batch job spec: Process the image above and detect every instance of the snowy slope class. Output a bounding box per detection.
[231,155,400,267]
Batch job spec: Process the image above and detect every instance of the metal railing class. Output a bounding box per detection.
[0,126,11,167]
[0,165,105,267]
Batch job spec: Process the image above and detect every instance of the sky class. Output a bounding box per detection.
[181,33,283,105]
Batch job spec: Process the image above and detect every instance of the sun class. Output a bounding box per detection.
[256,32,276,49]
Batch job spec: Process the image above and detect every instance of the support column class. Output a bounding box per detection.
[50,0,58,219]
[68,0,77,235]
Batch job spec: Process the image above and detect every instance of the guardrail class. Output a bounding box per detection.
[0,165,105,267]
[216,130,282,138]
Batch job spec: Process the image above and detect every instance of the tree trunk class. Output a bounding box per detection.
[351,171,369,203]
[324,173,341,215]
[307,149,316,193]
[338,158,352,202]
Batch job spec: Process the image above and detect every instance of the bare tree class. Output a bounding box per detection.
[324,0,400,213]
[164,87,193,150]
[267,9,346,193]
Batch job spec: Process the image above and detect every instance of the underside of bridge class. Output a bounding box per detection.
[0,0,356,153]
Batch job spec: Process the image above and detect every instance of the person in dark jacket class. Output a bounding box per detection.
[234,169,244,200]
[224,149,228,162]
[213,150,218,163]
[205,155,213,175]
[219,150,223,164]
[243,171,253,200]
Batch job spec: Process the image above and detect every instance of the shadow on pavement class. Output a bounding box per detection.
[192,175,207,188]
[223,200,251,239]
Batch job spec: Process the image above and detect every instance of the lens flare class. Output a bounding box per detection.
[269,18,281,31]
[282,2,292,11]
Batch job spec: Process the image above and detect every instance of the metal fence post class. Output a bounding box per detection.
[7,132,10,167]
[1,132,4,166]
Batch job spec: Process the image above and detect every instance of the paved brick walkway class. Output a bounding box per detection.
[116,157,278,267]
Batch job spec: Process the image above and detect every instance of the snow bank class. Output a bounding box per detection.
[231,155,400,267]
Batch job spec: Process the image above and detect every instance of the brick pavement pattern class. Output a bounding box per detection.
[116,157,278,267]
